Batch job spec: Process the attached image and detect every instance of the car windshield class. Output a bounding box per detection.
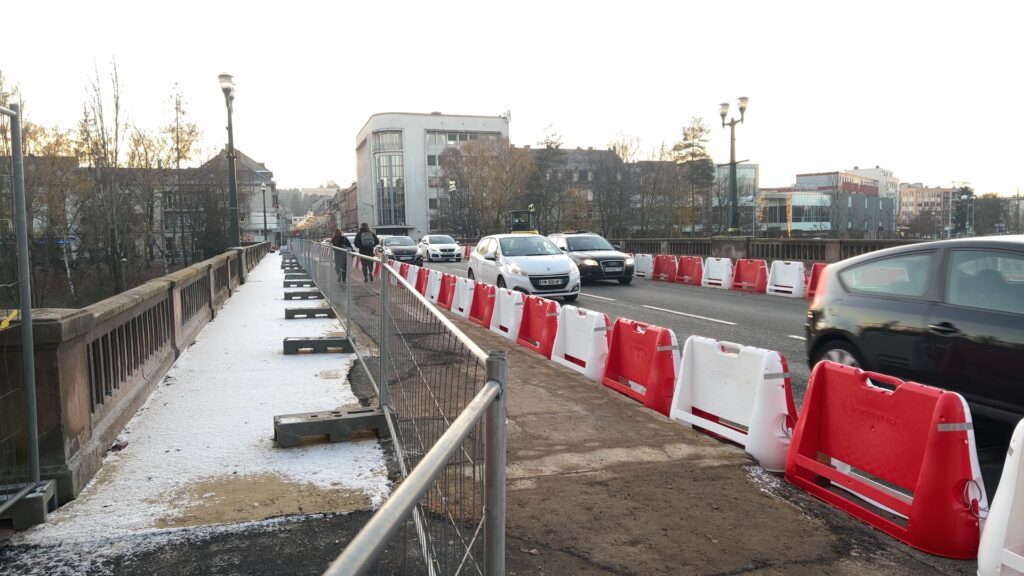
[384,236,414,247]
[428,235,455,244]
[567,235,614,252]
[499,236,561,257]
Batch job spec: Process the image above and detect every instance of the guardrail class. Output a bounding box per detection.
[290,239,507,576]
[611,236,917,263]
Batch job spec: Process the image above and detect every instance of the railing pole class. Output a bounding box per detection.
[484,350,508,576]
[378,262,390,408]
[345,251,353,340]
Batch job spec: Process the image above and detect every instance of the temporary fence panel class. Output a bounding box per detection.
[469,282,497,328]
[651,255,677,282]
[436,273,457,310]
[702,257,734,289]
[805,262,827,300]
[732,259,768,293]
[489,289,525,341]
[977,418,1024,576]
[785,362,988,559]
[516,296,560,358]
[766,260,806,298]
[425,269,443,303]
[551,306,611,381]
[451,277,476,319]
[633,254,654,278]
[675,256,704,286]
[669,336,797,472]
[602,319,680,416]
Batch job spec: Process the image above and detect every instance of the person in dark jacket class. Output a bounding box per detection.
[353,222,379,281]
[331,228,352,282]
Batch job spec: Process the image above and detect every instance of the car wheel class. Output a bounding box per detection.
[563,294,579,302]
[814,340,865,369]
[497,276,506,289]
[467,268,474,280]
[618,276,633,285]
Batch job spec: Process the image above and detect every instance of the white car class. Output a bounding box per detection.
[467,234,581,301]
[418,234,462,262]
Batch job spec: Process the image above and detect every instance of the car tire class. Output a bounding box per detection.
[618,276,633,285]
[813,340,865,369]
[497,276,506,289]
[563,294,579,302]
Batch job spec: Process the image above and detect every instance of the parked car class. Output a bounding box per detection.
[418,234,462,262]
[467,234,581,301]
[806,235,1024,423]
[376,235,423,266]
[548,232,634,284]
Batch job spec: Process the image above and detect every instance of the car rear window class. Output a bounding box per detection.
[946,249,1024,315]
[838,252,934,298]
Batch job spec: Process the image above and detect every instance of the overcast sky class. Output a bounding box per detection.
[5,1,1022,195]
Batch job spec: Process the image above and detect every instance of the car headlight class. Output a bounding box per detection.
[569,262,580,276]
[625,257,634,266]
[507,264,529,276]
[581,258,599,267]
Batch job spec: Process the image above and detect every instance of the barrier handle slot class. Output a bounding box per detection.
[861,370,905,391]
[717,342,742,356]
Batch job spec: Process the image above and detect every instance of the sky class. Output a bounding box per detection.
[4,1,1023,195]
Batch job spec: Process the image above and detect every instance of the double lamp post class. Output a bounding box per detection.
[719,96,749,234]
[218,73,241,247]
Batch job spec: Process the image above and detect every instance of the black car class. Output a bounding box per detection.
[549,232,634,284]
[806,235,1024,423]
[377,235,423,266]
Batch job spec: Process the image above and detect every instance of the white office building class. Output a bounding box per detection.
[355,112,511,238]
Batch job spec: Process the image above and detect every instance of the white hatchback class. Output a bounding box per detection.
[467,234,581,301]
[418,234,462,262]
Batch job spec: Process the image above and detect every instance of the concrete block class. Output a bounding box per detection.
[274,408,386,448]
[285,307,336,319]
[283,289,323,300]
[0,480,58,530]
[283,336,353,354]
[283,279,315,288]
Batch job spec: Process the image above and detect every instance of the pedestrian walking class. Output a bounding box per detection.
[331,228,352,282]
[353,222,379,282]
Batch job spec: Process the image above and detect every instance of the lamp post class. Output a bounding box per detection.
[261,183,269,243]
[219,73,241,247]
[719,97,749,233]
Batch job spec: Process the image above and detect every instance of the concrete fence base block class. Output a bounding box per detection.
[283,289,323,300]
[274,407,386,448]
[285,307,336,319]
[283,279,315,288]
[284,273,312,280]
[283,336,353,354]
[0,480,58,530]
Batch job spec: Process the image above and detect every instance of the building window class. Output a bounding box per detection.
[429,198,438,210]
[427,154,437,166]
[373,131,402,152]
[375,153,405,226]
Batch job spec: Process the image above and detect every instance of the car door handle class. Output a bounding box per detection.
[928,322,961,335]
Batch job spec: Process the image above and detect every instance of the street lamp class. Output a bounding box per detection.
[261,182,269,243]
[719,96,749,233]
[218,73,241,247]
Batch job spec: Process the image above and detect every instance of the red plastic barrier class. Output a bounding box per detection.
[398,262,409,281]
[516,296,560,358]
[785,362,987,559]
[463,245,472,259]
[651,254,677,281]
[805,262,827,300]
[415,267,430,295]
[437,273,457,310]
[732,259,768,293]
[468,283,497,328]
[601,319,679,416]
[674,256,704,286]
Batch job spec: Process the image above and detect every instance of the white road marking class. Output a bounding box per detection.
[641,305,736,326]
[580,293,616,302]
[787,335,807,341]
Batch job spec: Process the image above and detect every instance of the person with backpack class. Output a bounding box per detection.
[331,228,352,282]
[353,222,379,282]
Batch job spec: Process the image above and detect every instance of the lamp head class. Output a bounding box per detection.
[218,74,235,99]
[719,102,730,122]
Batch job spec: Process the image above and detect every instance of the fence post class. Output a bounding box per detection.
[485,350,508,576]
[378,265,390,408]
[345,251,353,339]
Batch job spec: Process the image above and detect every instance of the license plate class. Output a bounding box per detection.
[605,266,623,272]
[397,256,411,261]
[539,279,562,286]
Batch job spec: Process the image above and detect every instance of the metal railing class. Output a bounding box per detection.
[289,239,507,576]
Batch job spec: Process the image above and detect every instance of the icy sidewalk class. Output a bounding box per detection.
[9,251,388,569]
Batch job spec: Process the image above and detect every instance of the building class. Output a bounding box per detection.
[711,164,760,234]
[848,166,899,201]
[355,112,511,237]
[897,183,955,226]
[794,171,879,196]
[759,189,895,238]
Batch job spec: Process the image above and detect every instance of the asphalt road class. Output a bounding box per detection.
[424,260,815,405]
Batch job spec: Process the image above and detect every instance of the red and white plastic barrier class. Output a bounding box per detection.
[451,277,476,319]
[675,256,703,286]
[436,273,457,310]
[978,418,1024,575]
[602,319,680,416]
[785,362,988,559]
[404,263,420,286]
[805,262,827,300]
[633,254,654,278]
[425,269,443,303]
[732,259,768,293]
[463,245,472,259]
[517,296,560,358]
[551,306,611,381]
[469,282,497,328]
[415,266,430,295]
[651,255,677,282]
[702,257,734,289]
[766,260,806,298]
[669,336,797,472]
[489,288,525,341]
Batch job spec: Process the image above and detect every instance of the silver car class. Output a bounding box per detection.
[467,234,581,301]
[418,234,462,262]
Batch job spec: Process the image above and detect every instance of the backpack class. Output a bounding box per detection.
[359,231,375,247]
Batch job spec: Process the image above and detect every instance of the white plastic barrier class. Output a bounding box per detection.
[669,336,796,472]
[405,264,421,286]
[387,261,401,286]
[425,269,443,303]
[451,277,476,319]
[766,260,807,298]
[701,257,734,289]
[633,254,654,278]
[551,305,611,382]
[978,418,1024,576]
[489,288,525,341]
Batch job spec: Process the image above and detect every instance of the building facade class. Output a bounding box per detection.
[355,112,511,238]
[848,166,899,201]
[794,171,879,196]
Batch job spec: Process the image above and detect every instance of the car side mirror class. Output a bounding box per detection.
[613,244,621,251]
[560,246,567,252]
[484,253,497,261]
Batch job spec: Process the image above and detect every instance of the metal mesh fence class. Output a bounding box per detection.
[0,348,30,511]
